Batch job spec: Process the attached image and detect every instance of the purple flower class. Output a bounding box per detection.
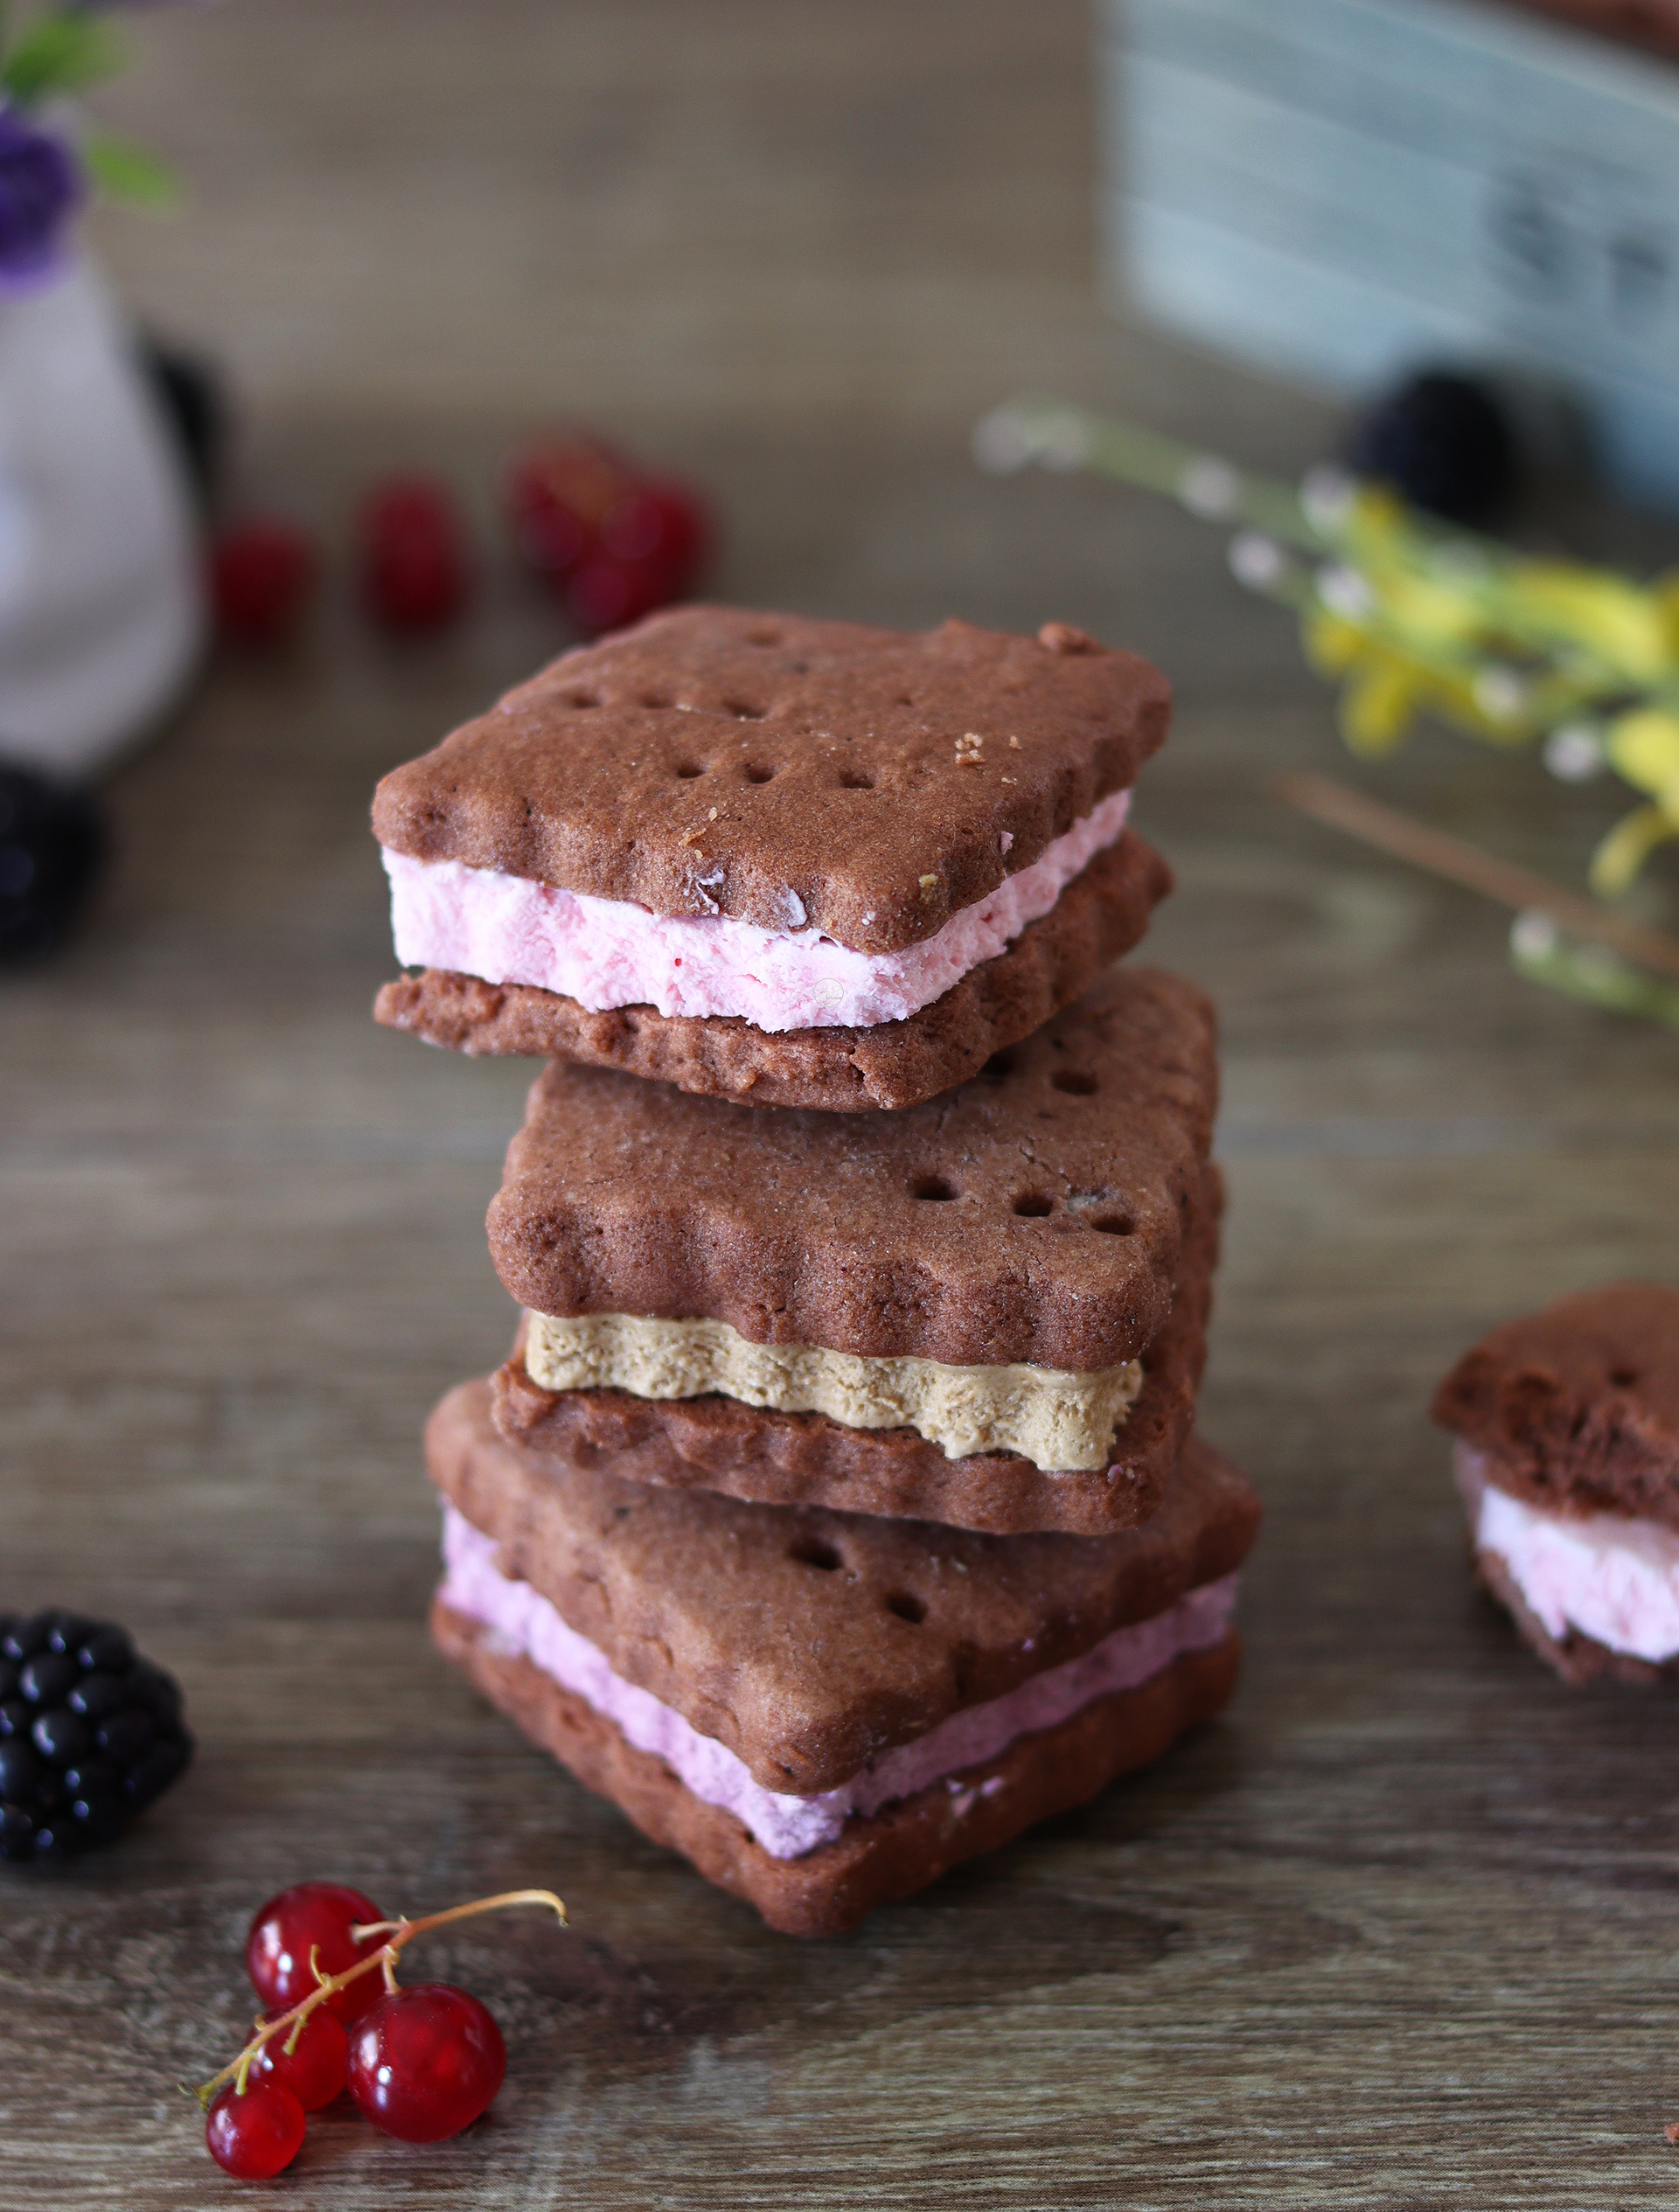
[0,112,80,288]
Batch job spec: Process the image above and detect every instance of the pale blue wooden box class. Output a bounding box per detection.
[1106,0,1679,510]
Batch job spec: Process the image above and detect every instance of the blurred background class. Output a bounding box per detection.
[8,7,1679,2199]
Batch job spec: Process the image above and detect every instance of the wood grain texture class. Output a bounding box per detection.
[6,2,1679,2205]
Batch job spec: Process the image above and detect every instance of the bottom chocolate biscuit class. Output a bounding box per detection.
[425,1375,1257,1934]
[433,1598,1239,1939]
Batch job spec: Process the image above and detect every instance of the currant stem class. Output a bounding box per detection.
[189,1888,567,2109]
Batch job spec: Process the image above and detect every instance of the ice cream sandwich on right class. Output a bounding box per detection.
[1433,1283,1679,1684]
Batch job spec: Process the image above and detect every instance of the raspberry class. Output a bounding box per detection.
[357,477,470,635]
[506,436,633,579]
[567,478,710,636]
[0,765,105,966]
[209,518,317,647]
[1346,370,1518,526]
[0,1609,192,1859]
[599,478,709,573]
[565,548,687,636]
[507,436,712,635]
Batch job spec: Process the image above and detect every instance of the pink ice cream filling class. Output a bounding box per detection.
[383,788,1132,1031]
[439,1506,1237,1859]
[1455,1442,1679,1663]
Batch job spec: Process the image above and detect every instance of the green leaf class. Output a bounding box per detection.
[82,134,176,209]
[2,12,123,107]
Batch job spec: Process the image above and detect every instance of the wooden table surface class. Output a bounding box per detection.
[7,5,1679,2205]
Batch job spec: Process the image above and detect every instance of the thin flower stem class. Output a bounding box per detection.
[189,1889,567,2108]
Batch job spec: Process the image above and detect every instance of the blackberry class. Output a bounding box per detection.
[1346,369,1519,527]
[0,1609,192,1861]
[0,764,107,964]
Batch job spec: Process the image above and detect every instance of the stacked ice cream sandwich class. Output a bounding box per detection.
[373,607,1258,1935]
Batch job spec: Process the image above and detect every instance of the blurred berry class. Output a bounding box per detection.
[600,479,709,574]
[1346,370,1518,526]
[509,437,713,635]
[506,438,633,580]
[210,519,317,649]
[0,766,105,965]
[566,551,688,636]
[357,478,470,636]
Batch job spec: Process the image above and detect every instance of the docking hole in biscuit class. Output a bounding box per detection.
[1611,1366,1641,1388]
[837,769,874,790]
[1051,1069,1098,1096]
[673,762,704,778]
[1090,1213,1134,1236]
[742,763,777,783]
[912,1175,958,1201]
[561,689,601,709]
[1012,1193,1054,1217]
[789,1539,842,1572]
[884,1592,927,1624]
[723,699,766,720]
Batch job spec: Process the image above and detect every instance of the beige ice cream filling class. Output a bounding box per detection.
[523,1311,1144,1471]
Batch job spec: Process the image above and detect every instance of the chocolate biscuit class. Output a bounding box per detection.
[434,1598,1239,1939]
[428,1374,1258,1793]
[373,829,1172,1111]
[488,965,1217,1374]
[372,607,1171,952]
[492,1159,1219,1536]
[1470,1543,1673,1688]
[1432,1282,1679,1528]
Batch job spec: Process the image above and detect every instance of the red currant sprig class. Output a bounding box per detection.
[192,1884,567,2180]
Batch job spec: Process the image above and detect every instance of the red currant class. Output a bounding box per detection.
[345,1982,506,2143]
[209,519,317,647]
[249,2005,348,2111]
[357,477,470,635]
[205,2077,306,2180]
[246,1882,386,2023]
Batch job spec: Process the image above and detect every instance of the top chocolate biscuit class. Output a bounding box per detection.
[488,964,1217,1373]
[1432,1282,1679,1525]
[370,606,1170,953]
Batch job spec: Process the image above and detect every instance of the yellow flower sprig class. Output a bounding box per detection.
[976,396,1679,895]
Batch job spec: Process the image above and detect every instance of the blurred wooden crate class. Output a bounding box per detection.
[1104,0,1679,508]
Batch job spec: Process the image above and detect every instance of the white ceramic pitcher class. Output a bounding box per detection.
[0,256,202,778]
